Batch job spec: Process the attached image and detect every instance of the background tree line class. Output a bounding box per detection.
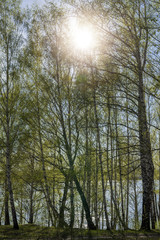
[0,0,160,231]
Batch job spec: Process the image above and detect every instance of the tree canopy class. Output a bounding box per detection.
[0,0,160,231]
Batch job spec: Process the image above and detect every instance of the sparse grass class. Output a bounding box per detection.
[0,224,160,239]
[0,224,57,239]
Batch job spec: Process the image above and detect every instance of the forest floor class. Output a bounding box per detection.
[0,224,160,239]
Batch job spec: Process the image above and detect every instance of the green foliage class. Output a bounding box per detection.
[0,0,159,231]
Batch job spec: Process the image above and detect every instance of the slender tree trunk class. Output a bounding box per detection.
[36,87,59,223]
[20,189,23,225]
[85,106,91,211]
[29,181,34,224]
[29,155,34,224]
[133,167,139,229]
[70,180,75,228]
[43,186,54,226]
[73,172,96,230]
[80,139,87,229]
[110,129,114,229]
[80,178,85,229]
[0,201,4,226]
[154,193,159,227]
[101,203,104,230]
[106,105,128,230]
[126,88,130,228]
[6,156,19,229]
[106,97,114,229]
[151,192,156,229]
[4,178,10,225]
[80,103,90,229]
[58,177,69,228]
[80,207,84,229]
[93,90,110,230]
[94,145,99,228]
[6,42,19,230]
[116,131,125,226]
[115,105,127,229]
[114,138,118,229]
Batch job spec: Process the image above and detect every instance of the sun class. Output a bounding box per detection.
[69,18,95,52]
[73,26,94,51]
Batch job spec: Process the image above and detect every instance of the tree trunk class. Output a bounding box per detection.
[73,173,96,230]
[133,166,139,230]
[6,159,19,229]
[58,177,69,228]
[0,201,4,226]
[116,126,125,227]
[151,188,156,229]
[4,178,10,225]
[36,87,59,222]
[70,180,75,228]
[93,88,110,230]
[126,87,130,228]
[20,189,23,225]
[6,43,19,230]
[138,71,154,230]
[29,182,34,224]
[85,105,91,211]
[95,145,99,228]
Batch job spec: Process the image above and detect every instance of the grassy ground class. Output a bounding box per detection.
[0,224,160,239]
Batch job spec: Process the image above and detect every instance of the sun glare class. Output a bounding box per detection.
[73,26,94,51]
[69,18,95,52]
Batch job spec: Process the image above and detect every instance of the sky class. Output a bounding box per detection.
[21,0,45,8]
